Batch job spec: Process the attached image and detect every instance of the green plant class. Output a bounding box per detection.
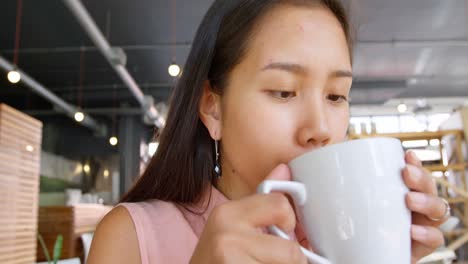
[39,176,81,193]
[37,233,63,264]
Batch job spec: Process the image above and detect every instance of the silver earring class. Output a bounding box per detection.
[214,140,222,178]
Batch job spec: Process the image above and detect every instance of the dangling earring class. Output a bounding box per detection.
[214,140,222,178]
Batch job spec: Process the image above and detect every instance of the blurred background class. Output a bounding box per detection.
[0,0,468,263]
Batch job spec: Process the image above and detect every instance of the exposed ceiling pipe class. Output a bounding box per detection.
[0,55,106,135]
[63,0,165,128]
[26,107,143,116]
[0,43,192,54]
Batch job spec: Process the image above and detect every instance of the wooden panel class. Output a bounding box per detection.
[0,122,41,140]
[0,147,41,166]
[0,243,36,254]
[0,237,36,248]
[0,230,37,239]
[0,104,42,264]
[37,207,75,261]
[0,250,38,264]
[37,205,112,262]
[0,104,42,130]
[3,256,37,264]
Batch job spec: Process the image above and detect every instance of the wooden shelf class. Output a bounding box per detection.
[349,129,464,141]
[350,128,468,251]
[425,163,468,172]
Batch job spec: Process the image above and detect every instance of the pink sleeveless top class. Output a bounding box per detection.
[119,186,308,264]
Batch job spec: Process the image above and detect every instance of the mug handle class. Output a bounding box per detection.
[257,180,332,264]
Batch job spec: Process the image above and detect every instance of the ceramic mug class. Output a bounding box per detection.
[257,138,411,264]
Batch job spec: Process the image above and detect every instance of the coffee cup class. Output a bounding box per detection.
[257,138,411,264]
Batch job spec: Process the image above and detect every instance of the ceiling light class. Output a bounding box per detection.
[109,136,118,146]
[397,103,408,113]
[103,169,109,179]
[168,63,181,77]
[74,111,85,122]
[7,70,21,84]
[83,164,90,174]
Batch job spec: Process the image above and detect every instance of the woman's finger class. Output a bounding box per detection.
[244,232,307,264]
[406,151,423,168]
[406,192,447,223]
[219,192,296,233]
[411,212,440,228]
[411,240,439,264]
[403,165,437,195]
[411,225,444,250]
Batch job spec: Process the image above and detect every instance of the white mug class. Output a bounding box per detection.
[257,138,411,264]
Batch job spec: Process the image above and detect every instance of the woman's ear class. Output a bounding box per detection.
[199,81,222,140]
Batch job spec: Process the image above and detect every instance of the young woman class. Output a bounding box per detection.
[88,1,447,263]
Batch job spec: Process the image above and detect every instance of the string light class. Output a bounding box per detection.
[9,0,23,84]
[103,169,109,179]
[168,63,180,77]
[7,70,21,83]
[109,136,118,146]
[83,164,90,174]
[397,103,408,113]
[74,111,85,122]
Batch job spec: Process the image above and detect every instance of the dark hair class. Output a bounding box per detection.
[120,0,353,204]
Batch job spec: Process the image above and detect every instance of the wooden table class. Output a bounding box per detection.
[37,204,112,262]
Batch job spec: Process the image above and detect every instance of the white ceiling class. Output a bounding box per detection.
[348,0,468,111]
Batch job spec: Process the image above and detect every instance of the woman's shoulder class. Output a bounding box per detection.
[88,200,199,264]
[87,205,141,264]
[119,199,182,220]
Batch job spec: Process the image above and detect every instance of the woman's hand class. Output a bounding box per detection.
[403,151,448,263]
[190,164,307,264]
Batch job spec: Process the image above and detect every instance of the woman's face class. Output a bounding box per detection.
[215,5,352,199]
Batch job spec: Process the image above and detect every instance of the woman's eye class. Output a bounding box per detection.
[269,91,296,100]
[327,94,348,103]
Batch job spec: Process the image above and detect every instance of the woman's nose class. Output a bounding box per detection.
[296,101,331,149]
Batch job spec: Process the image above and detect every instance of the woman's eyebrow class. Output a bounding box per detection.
[331,69,353,78]
[261,62,306,75]
[261,62,353,79]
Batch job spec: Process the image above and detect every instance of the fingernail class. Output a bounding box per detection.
[408,166,422,181]
[411,151,422,165]
[412,225,427,240]
[409,192,427,206]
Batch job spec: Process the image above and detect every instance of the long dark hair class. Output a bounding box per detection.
[120,0,353,204]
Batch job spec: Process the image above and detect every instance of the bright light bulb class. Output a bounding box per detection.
[397,103,408,113]
[103,169,109,179]
[74,112,85,122]
[430,139,440,147]
[109,136,118,146]
[148,142,159,157]
[168,63,181,77]
[83,164,90,174]
[25,145,34,152]
[157,117,166,127]
[7,70,21,84]
[74,164,83,174]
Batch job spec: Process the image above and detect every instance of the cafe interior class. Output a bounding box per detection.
[1,0,468,263]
